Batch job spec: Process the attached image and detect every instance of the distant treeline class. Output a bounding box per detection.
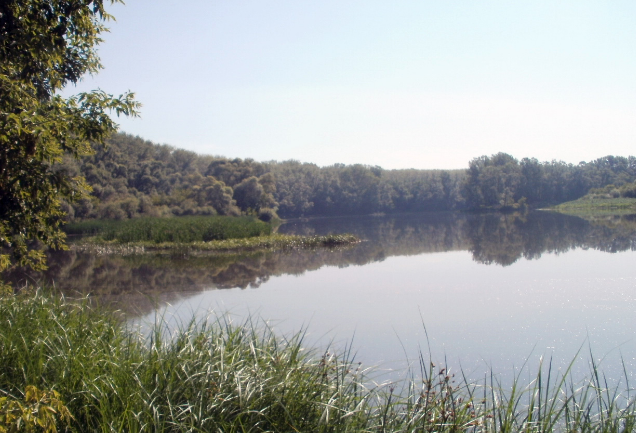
[464,153,636,209]
[55,133,636,220]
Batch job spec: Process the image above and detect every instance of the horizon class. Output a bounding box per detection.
[65,1,636,170]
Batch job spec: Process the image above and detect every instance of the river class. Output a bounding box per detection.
[6,211,636,383]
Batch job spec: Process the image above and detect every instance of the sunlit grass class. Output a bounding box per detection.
[553,197,636,215]
[2,291,636,432]
[73,233,360,255]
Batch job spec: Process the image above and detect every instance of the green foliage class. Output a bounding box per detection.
[257,207,278,222]
[2,291,636,432]
[17,124,636,224]
[554,197,636,214]
[231,176,264,212]
[60,133,467,219]
[587,181,636,200]
[0,386,73,433]
[463,153,636,210]
[0,0,139,273]
[67,216,272,243]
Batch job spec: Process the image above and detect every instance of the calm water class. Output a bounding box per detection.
[8,211,636,382]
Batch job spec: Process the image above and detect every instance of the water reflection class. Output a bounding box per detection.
[467,212,636,265]
[4,211,636,316]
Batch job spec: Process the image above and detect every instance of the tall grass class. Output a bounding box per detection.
[2,291,636,432]
[72,233,360,255]
[66,216,272,243]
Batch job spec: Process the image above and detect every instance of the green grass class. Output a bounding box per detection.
[2,291,636,432]
[67,217,360,255]
[66,216,272,243]
[74,233,360,255]
[553,197,636,215]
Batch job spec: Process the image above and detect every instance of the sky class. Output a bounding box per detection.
[64,1,636,170]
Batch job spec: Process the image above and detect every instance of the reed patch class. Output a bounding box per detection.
[1,291,636,432]
[66,215,272,243]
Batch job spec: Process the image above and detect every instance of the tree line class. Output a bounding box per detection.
[56,133,465,220]
[55,133,636,221]
[463,152,636,210]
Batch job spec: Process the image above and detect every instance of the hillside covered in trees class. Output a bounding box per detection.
[56,133,636,220]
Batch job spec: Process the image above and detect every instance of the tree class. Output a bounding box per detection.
[194,177,239,216]
[233,177,264,213]
[0,0,139,275]
[462,153,522,209]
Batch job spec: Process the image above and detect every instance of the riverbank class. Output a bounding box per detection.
[72,233,360,255]
[1,291,636,432]
[552,197,636,215]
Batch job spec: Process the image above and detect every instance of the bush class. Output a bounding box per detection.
[620,182,636,198]
[257,207,278,222]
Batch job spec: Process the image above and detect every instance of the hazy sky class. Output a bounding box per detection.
[65,1,636,169]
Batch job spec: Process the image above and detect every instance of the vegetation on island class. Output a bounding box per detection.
[2,290,636,433]
[74,233,360,257]
[65,216,359,257]
[67,216,273,243]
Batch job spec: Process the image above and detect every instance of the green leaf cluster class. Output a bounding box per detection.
[0,385,72,433]
[0,0,139,273]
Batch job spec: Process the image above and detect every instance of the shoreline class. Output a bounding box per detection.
[71,233,361,256]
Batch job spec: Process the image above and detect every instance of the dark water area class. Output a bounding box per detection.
[6,211,636,382]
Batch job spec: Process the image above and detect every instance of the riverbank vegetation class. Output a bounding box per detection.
[553,197,636,214]
[2,290,636,432]
[55,133,636,221]
[462,153,636,211]
[66,215,273,243]
[65,216,359,256]
[74,233,360,256]
[553,181,636,214]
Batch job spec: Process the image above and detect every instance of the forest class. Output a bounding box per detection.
[56,132,636,221]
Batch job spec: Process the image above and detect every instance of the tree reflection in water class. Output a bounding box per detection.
[4,211,636,316]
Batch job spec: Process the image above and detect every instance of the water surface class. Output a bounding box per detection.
[7,211,636,381]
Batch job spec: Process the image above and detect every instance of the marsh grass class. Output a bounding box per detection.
[2,291,636,432]
[67,216,360,256]
[66,216,272,243]
[73,233,360,255]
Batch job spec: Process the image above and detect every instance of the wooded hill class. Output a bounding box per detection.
[56,133,636,220]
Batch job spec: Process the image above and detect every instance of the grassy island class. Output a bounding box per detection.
[2,291,636,432]
[66,216,360,255]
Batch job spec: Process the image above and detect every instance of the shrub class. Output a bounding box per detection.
[257,207,278,222]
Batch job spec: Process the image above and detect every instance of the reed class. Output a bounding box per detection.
[72,233,360,255]
[66,215,272,243]
[1,291,636,432]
